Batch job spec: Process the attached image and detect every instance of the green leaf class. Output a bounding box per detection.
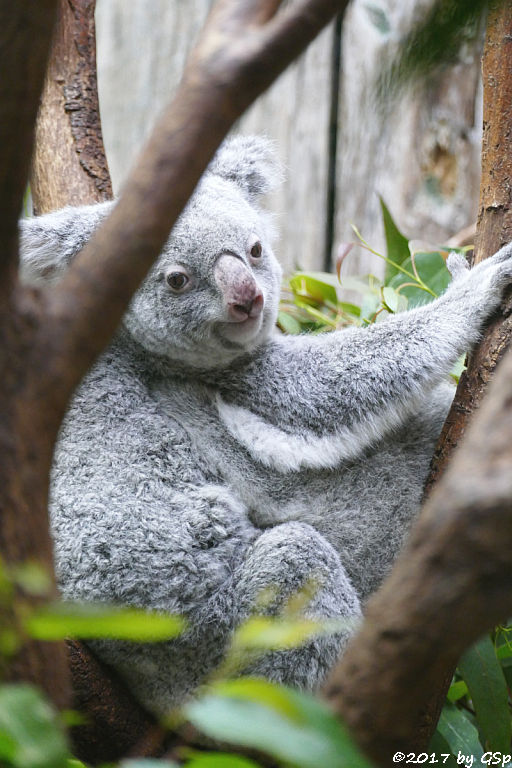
[184,753,261,767]
[10,563,52,597]
[338,302,361,318]
[186,678,373,768]
[450,355,466,385]
[359,292,381,324]
[458,634,511,752]
[380,198,410,284]
[277,311,303,335]
[26,601,186,642]
[382,286,408,314]
[389,251,451,306]
[436,702,484,760]
[289,274,338,305]
[0,684,70,768]
[446,679,468,703]
[231,616,345,653]
[428,730,458,767]
[121,761,179,768]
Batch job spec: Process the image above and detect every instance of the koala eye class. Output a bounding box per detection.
[166,271,190,292]
[250,241,262,261]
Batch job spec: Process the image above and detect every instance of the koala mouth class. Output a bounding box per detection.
[215,314,264,346]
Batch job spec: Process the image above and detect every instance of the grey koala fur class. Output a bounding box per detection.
[19,135,512,716]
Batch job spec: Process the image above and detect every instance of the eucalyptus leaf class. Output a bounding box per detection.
[184,753,261,767]
[0,684,70,768]
[121,761,179,768]
[26,601,185,642]
[389,251,450,306]
[277,311,303,335]
[458,634,511,752]
[446,679,468,703]
[186,679,373,768]
[436,703,484,760]
[428,731,458,767]
[289,274,338,305]
[380,198,410,283]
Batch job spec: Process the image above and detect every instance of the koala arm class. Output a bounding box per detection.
[216,247,512,471]
[19,202,113,283]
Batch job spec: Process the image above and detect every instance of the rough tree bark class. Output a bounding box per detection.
[31,3,159,760]
[0,0,348,760]
[32,0,112,213]
[425,0,512,495]
[322,3,512,763]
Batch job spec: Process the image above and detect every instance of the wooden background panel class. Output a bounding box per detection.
[96,0,214,190]
[333,0,482,278]
[95,0,335,274]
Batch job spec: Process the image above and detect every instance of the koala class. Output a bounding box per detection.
[19,135,512,717]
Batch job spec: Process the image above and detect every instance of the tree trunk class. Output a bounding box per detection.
[0,0,71,710]
[32,0,112,213]
[425,0,512,497]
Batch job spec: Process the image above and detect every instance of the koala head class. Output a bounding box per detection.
[20,135,284,370]
[124,136,283,368]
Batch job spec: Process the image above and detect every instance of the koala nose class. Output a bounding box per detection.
[228,292,264,321]
[214,253,264,322]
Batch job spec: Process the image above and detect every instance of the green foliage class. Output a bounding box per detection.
[27,601,185,643]
[0,684,70,768]
[458,635,511,752]
[380,197,410,283]
[186,678,373,768]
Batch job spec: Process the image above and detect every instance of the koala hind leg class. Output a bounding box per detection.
[231,521,361,690]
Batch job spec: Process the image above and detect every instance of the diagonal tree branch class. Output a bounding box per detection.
[0,1,58,276]
[323,343,512,766]
[39,0,348,410]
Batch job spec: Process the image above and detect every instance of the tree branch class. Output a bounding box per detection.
[0,1,58,275]
[323,342,512,766]
[41,0,348,408]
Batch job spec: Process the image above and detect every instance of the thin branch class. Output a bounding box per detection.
[41,0,348,405]
[0,1,58,272]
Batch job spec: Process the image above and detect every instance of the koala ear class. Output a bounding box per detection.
[208,135,284,202]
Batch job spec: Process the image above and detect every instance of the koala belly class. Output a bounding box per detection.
[175,379,454,603]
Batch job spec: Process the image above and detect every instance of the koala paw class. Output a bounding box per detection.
[447,251,470,281]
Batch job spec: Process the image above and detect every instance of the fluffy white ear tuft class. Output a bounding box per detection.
[208,135,284,202]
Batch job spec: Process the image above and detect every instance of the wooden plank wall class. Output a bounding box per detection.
[96,0,482,279]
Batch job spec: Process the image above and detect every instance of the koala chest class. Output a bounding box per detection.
[154,382,430,599]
